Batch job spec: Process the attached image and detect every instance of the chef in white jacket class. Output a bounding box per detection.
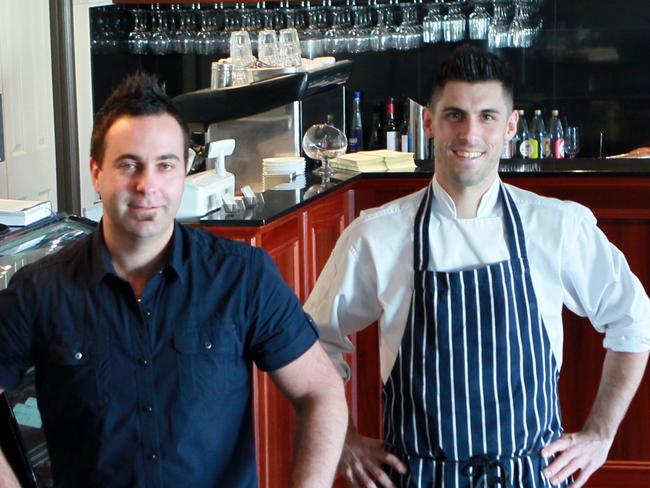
[305,45,650,488]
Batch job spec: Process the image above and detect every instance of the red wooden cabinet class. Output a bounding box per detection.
[203,174,650,487]
[305,188,355,294]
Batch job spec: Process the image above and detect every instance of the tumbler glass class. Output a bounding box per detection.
[257,29,280,66]
[278,27,302,67]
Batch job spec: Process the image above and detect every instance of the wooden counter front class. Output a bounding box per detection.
[202,174,650,488]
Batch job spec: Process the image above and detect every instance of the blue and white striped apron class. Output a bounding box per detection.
[383,183,569,487]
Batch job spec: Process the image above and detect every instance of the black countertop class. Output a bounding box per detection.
[190,158,650,227]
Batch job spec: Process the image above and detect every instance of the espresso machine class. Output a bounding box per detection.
[173,60,352,193]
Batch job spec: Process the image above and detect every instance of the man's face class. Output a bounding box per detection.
[91,114,186,246]
[424,81,518,197]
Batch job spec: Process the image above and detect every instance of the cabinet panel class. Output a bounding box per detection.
[352,178,430,217]
[305,189,354,294]
[259,215,304,300]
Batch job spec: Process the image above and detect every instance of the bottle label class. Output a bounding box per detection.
[501,140,511,159]
[544,138,552,158]
[401,134,409,153]
[553,139,565,159]
[349,129,363,153]
[386,131,398,151]
[520,139,536,158]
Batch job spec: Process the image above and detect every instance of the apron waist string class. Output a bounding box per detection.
[460,454,511,488]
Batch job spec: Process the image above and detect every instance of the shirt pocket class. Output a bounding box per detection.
[46,342,106,413]
[174,321,248,402]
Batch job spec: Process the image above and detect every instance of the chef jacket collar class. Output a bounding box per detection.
[431,175,502,219]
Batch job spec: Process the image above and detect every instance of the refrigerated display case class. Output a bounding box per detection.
[0,215,96,488]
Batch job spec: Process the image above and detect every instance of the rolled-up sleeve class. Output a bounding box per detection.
[304,224,383,381]
[246,248,320,372]
[561,204,650,352]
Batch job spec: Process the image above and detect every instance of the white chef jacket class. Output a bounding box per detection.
[304,177,650,382]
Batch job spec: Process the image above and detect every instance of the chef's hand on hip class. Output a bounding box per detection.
[540,430,613,487]
[338,430,407,488]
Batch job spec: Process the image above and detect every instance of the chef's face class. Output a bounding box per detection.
[424,80,518,197]
[91,113,186,247]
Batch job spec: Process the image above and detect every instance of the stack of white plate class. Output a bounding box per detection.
[262,156,306,176]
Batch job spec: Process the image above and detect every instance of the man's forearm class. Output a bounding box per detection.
[583,350,649,439]
[0,447,21,488]
[290,390,348,487]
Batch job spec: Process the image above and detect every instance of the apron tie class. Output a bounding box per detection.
[461,454,511,488]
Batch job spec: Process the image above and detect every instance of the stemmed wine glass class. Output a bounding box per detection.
[302,124,347,198]
[565,127,580,158]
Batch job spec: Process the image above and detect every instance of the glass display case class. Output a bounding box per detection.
[0,215,96,488]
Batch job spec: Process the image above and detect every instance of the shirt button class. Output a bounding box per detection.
[147,454,157,461]
[74,352,83,360]
[204,341,212,350]
[137,298,142,303]
[144,311,151,317]
[139,358,149,366]
[142,405,153,413]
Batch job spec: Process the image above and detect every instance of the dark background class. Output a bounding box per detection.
[90,1,650,157]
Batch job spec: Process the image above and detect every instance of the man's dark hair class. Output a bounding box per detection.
[90,72,189,166]
[429,44,514,109]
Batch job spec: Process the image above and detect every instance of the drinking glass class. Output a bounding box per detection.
[422,4,444,44]
[489,2,510,48]
[443,4,466,43]
[324,10,347,54]
[258,29,280,66]
[565,127,580,158]
[128,9,149,55]
[468,1,491,40]
[149,5,171,55]
[229,30,254,67]
[509,2,534,48]
[370,10,392,51]
[278,28,302,67]
[302,124,348,177]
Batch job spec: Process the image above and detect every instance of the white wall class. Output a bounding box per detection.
[0,0,58,208]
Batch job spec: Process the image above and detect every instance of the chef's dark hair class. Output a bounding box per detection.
[429,44,514,109]
[90,72,189,166]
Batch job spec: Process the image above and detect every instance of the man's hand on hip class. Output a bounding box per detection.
[540,429,613,487]
[339,428,407,488]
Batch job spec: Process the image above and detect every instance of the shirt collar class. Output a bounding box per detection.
[89,221,187,286]
[431,175,501,219]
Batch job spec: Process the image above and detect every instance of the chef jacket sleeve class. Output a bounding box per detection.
[246,247,320,372]
[560,203,650,352]
[304,220,384,381]
[0,269,37,390]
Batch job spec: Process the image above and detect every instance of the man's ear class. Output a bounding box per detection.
[504,109,519,142]
[90,158,102,194]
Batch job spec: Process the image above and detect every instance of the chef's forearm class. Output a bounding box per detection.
[289,389,348,487]
[582,350,649,440]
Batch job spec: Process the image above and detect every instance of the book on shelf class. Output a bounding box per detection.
[0,199,53,226]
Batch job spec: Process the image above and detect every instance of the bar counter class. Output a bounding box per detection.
[192,158,650,227]
[193,160,650,488]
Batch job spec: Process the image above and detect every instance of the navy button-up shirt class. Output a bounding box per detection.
[0,222,319,487]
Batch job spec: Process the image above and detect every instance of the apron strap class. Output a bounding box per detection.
[499,183,529,260]
[413,183,434,271]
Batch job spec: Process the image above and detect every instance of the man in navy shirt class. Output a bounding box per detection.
[0,73,347,487]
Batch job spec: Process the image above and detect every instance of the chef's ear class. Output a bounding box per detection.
[504,109,519,142]
[423,106,434,139]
